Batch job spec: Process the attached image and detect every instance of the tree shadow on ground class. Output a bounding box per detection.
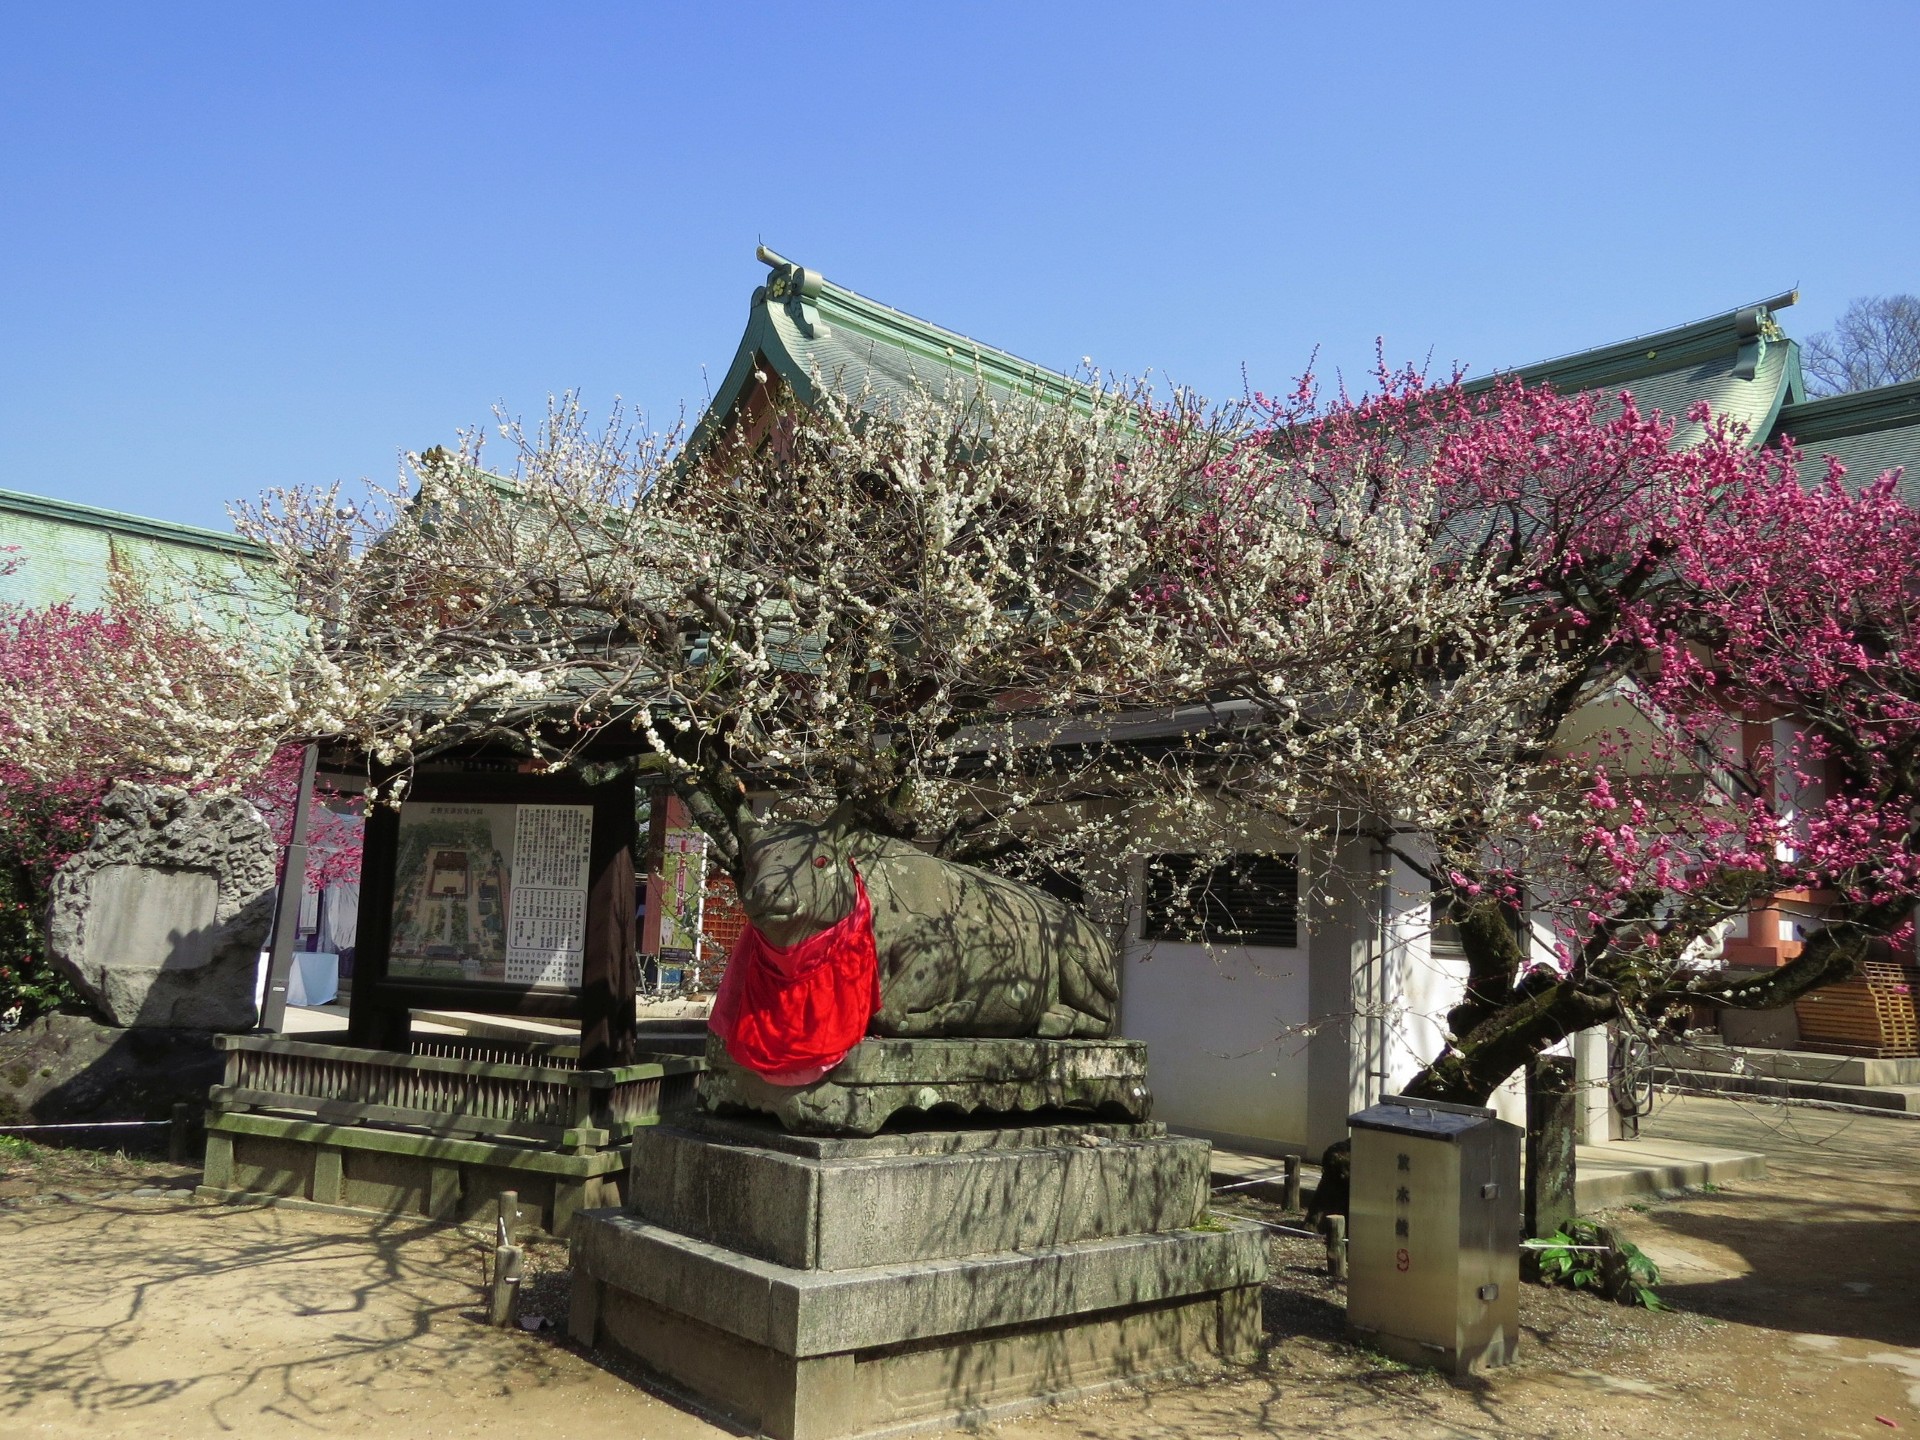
[0,1196,598,1433]
[1622,1192,1920,1347]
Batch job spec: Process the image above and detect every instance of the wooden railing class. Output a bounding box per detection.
[209,1034,702,1150]
[409,1035,583,1067]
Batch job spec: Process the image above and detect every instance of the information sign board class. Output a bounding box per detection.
[388,801,593,989]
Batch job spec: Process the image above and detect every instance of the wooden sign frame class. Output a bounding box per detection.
[346,771,638,1066]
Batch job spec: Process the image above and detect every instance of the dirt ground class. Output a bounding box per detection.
[1,1093,1915,1439]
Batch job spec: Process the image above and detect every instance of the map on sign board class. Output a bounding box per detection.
[389,802,593,989]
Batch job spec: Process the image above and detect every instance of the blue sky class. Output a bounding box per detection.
[2,3,1916,532]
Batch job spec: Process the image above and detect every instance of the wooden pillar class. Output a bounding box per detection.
[639,787,673,960]
[346,801,411,1051]
[579,775,638,1068]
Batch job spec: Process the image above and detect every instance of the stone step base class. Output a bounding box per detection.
[1656,1067,1920,1116]
[1660,1041,1920,1087]
[630,1116,1206,1271]
[570,1210,1265,1440]
[1573,1136,1768,1209]
[202,1111,627,1236]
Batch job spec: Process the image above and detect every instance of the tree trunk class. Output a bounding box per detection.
[1402,979,1617,1105]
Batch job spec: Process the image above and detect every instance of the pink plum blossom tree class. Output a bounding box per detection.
[1149,368,1920,1104]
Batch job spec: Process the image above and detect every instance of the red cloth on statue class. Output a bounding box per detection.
[708,866,881,1086]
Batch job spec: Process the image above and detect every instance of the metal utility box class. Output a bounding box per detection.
[1345,1094,1521,1375]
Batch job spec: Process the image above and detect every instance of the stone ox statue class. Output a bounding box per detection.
[736,818,1119,1039]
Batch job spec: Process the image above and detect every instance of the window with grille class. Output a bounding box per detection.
[1142,853,1299,948]
[1431,878,1465,958]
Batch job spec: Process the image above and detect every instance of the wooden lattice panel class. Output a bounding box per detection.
[1796,962,1920,1058]
[699,869,747,989]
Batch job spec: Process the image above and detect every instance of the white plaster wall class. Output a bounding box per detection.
[1377,838,1450,1095]
[1112,809,1314,1154]
[1490,1070,1527,1129]
[1120,935,1310,1153]
[1113,813,1557,1153]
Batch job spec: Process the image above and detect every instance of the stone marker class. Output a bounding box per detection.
[47,784,276,1031]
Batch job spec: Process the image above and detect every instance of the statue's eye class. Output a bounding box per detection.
[813,855,831,868]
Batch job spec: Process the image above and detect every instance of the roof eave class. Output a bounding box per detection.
[0,486,270,560]
[1460,292,1799,398]
[1771,377,1920,445]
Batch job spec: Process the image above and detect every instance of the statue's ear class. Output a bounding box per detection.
[825,803,856,845]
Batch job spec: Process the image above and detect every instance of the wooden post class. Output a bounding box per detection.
[259,743,319,1033]
[1283,1154,1302,1213]
[168,1102,193,1165]
[346,799,410,1051]
[1323,1215,1347,1282]
[578,776,638,1068]
[1525,1055,1578,1241]
[497,1190,519,1246]
[489,1244,524,1327]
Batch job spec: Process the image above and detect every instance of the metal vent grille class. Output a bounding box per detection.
[1142,853,1299,948]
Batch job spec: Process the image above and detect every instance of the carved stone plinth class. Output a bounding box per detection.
[697,1035,1152,1136]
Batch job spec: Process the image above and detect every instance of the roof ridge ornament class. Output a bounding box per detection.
[756,244,831,339]
[1733,290,1796,380]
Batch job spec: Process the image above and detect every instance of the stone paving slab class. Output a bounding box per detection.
[1573,1136,1766,1209]
[1201,1134,1764,1214]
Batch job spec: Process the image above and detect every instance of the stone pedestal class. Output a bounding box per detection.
[570,1113,1267,1439]
[698,1036,1153,1136]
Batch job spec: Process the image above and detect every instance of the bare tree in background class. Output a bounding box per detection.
[1802,293,1920,396]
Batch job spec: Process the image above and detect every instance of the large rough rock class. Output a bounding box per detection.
[0,1010,224,1126]
[47,784,276,1031]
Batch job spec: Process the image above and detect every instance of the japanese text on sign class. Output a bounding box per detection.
[505,804,593,987]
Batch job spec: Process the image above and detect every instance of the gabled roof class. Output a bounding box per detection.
[687,247,1086,457]
[1769,378,1920,504]
[1460,291,1804,447]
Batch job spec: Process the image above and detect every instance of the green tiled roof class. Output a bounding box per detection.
[1461,292,1804,447]
[0,486,269,611]
[0,487,266,557]
[687,247,1087,456]
[1770,379,1920,504]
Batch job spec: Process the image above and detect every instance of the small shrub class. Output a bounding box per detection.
[1534,1218,1668,1309]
